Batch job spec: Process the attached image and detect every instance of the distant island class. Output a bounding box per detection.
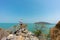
[35,22,51,24]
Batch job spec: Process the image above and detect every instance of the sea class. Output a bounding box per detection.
[0,23,55,34]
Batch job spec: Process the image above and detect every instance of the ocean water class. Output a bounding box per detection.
[0,23,55,34]
[0,23,18,29]
[27,23,55,34]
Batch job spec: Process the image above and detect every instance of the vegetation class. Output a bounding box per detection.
[47,30,50,38]
[33,23,47,37]
[33,30,42,37]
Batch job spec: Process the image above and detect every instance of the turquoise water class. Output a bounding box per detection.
[0,23,55,34]
[0,23,18,29]
[27,23,55,34]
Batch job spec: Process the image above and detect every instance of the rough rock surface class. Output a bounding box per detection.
[0,28,9,40]
[1,28,39,40]
[50,21,60,40]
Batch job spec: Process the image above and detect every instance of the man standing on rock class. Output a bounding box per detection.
[50,21,60,40]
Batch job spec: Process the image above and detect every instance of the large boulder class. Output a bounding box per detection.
[50,21,60,40]
[0,28,9,40]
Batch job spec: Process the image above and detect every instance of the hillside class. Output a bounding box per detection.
[35,22,51,24]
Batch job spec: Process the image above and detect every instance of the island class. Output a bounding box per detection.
[35,22,51,24]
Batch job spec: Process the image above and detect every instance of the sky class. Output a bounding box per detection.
[0,0,60,23]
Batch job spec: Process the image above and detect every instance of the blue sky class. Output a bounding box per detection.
[0,0,60,23]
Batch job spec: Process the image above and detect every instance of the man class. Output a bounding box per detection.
[50,21,60,40]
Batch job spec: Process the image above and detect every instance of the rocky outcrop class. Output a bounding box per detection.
[1,23,40,40]
[0,28,9,40]
[1,28,39,40]
[50,21,60,40]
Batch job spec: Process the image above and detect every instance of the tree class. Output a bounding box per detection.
[33,30,42,37]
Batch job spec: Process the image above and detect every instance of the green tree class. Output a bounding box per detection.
[33,30,42,37]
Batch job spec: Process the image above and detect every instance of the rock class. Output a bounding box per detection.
[2,28,39,40]
[7,34,15,39]
[1,23,39,40]
[50,21,60,40]
[0,28,9,40]
[6,34,24,40]
[56,36,60,40]
[1,37,7,40]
